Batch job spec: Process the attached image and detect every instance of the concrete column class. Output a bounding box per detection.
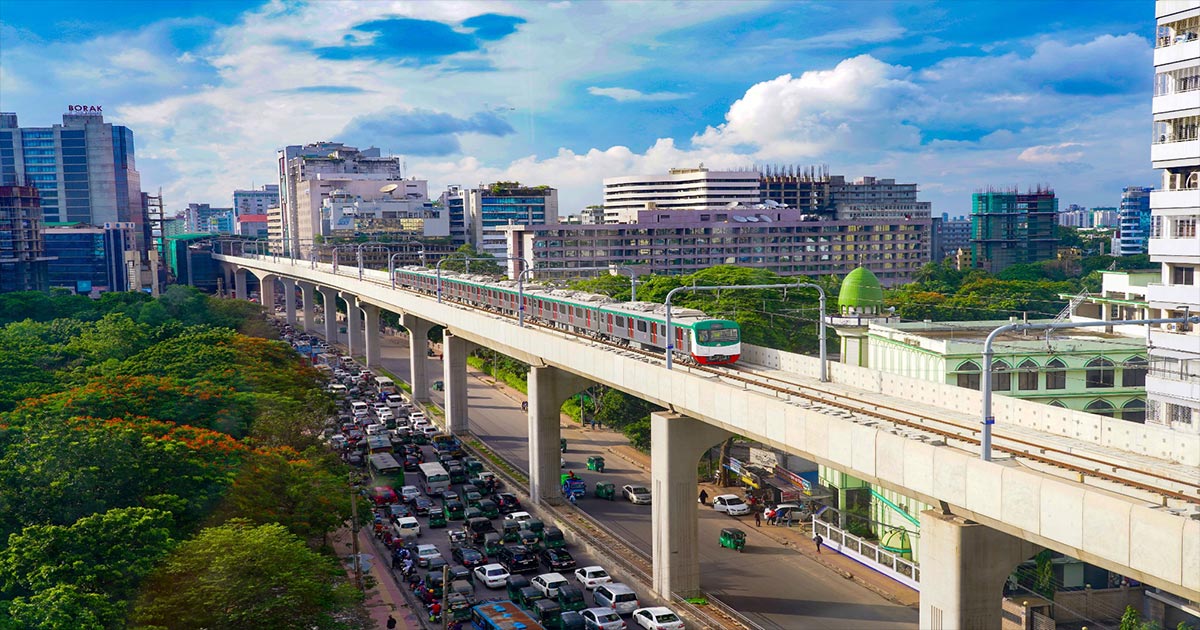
[362,302,381,368]
[401,314,432,403]
[282,278,297,326]
[442,331,477,437]
[528,365,591,506]
[650,412,734,599]
[319,287,339,345]
[234,268,248,301]
[221,265,233,297]
[343,292,362,359]
[259,274,276,311]
[918,511,1038,630]
[299,282,315,333]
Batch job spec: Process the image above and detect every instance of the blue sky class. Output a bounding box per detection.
[0,0,1157,216]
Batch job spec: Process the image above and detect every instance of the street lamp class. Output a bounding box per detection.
[609,265,642,302]
[356,242,393,281]
[664,282,827,380]
[389,246,426,289]
[437,256,527,303]
[978,313,1199,462]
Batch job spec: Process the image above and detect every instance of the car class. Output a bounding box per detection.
[386,503,413,519]
[540,548,577,572]
[452,546,486,568]
[531,572,570,598]
[581,607,627,630]
[711,494,751,516]
[393,516,421,538]
[442,490,460,503]
[632,607,684,630]
[422,425,440,437]
[762,503,807,525]
[574,566,612,591]
[474,563,510,588]
[403,455,420,472]
[376,408,394,421]
[367,486,397,506]
[415,544,442,568]
[505,511,533,523]
[594,583,640,616]
[494,493,521,514]
[622,485,652,505]
[399,485,422,503]
[412,496,435,516]
[497,544,539,574]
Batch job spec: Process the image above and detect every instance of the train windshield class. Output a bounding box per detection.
[696,323,740,344]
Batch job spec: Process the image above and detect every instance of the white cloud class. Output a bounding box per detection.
[586,86,691,102]
[1018,142,1086,164]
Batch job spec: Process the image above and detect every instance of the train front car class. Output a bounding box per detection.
[690,319,741,364]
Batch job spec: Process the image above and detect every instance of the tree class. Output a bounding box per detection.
[132,522,363,630]
[439,244,503,275]
[595,389,660,432]
[4,583,126,630]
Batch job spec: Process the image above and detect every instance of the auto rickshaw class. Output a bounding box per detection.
[556,585,586,612]
[465,490,483,508]
[522,518,545,537]
[719,527,746,552]
[447,528,467,548]
[428,510,447,528]
[560,611,585,630]
[478,499,500,520]
[595,482,616,501]
[411,431,428,445]
[446,592,472,621]
[483,532,504,557]
[542,527,566,550]
[586,456,605,473]
[443,500,466,521]
[502,520,521,543]
[506,574,530,602]
[517,585,544,611]
[518,529,540,551]
[533,598,564,629]
[463,457,484,475]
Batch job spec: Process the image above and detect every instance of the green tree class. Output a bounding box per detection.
[439,244,503,275]
[5,583,126,630]
[621,417,652,451]
[595,389,661,432]
[132,522,363,630]
[213,451,350,547]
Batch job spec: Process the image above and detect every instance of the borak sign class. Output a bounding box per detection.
[67,105,102,113]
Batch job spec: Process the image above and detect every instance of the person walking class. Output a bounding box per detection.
[698,489,708,505]
[754,510,761,527]
[813,533,824,554]
[386,615,398,629]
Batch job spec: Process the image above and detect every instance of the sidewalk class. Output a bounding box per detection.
[331,527,424,629]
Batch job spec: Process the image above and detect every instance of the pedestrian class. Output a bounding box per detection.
[814,533,824,554]
[698,489,708,505]
[386,615,397,629]
[754,510,761,527]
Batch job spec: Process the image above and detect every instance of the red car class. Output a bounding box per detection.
[369,486,398,506]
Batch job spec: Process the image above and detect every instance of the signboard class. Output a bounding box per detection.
[725,457,744,476]
[775,467,821,496]
[75,280,92,294]
[749,447,779,472]
[67,105,103,113]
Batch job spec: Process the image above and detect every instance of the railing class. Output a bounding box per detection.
[1149,357,1200,382]
[811,517,921,591]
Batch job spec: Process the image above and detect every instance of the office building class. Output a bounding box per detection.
[322,181,448,239]
[277,143,403,254]
[233,184,279,217]
[0,185,51,292]
[1147,0,1200,434]
[931,213,971,260]
[462,182,558,257]
[1058,204,1093,228]
[0,110,145,252]
[42,222,136,294]
[603,167,758,223]
[1114,186,1154,256]
[186,203,234,234]
[1092,207,1119,228]
[235,214,268,238]
[970,188,1059,272]
[439,186,469,245]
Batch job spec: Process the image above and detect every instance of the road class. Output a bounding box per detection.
[368,332,918,629]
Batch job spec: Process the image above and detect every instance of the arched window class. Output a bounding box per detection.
[1122,399,1146,423]
[956,360,981,390]
[1086,357,1115,388]
[992,360,1011,391]
[1045,358,1067,390]
[1018,359,1039,391]
[1122,357,1147,387]
[1048,400,1067,408]
[1085,399,1115,418]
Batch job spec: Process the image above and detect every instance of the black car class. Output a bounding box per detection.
[452,546,485,568]
[412,496,435,516]
[539,548,577,572]
[497,544,538,574]
[387,503,413,519]
[494,492,521,514]
[448,564,473,585]
[403,455,420,472]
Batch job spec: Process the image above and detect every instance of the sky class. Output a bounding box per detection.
[0,0,1158,218]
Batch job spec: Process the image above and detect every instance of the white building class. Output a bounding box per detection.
[602,166,760,223]
[321,183,448,238]
[233,184,279,217]
[1148,0,1200,433]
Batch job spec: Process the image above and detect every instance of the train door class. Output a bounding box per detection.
[649,322,656,345]
[675,326,686,353]
[627,317,634,339]
[606,313,612,335]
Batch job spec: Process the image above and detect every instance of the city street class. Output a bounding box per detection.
[369,332,919,629]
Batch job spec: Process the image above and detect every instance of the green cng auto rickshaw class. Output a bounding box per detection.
[427,510,447,528]
[506,574,530,602]
[719,527,746,552]
[478,499,500,519]
[447,592,472,621]
[595,482,616,501]
[533,599,564,629]
[518,529,540,551]
[586,456,605,472]
[502,520,521,543]
[483,532,504,557]
[443,500,466,521]
[542,527,566,550]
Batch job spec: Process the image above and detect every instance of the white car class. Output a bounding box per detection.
[350,402,369,418]
[712,494,750,516]
[415,544,442,567]
[622,485,652,505]
[504,511,533,524]
[376,407,393,421]
[393,516,421,539]
[574,565,613,591]
[421,425,440,437]
[473,563,510,588]
[399,485,422,503]
[531,572,569,598]
[632,607,685,630]
[581,607,626,630]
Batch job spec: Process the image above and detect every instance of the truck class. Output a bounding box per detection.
[561,475,586,501]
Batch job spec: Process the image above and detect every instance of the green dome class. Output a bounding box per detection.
[838,267,885,310]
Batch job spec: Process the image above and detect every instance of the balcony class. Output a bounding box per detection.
[1150,188,1200,210]
[1147,281,1200,306]
[1148,236,1200,258]
[1149,325,1200,355]
[1154,37,1200,67]
[1153,91,1200,117]
[1151,139,1200,166]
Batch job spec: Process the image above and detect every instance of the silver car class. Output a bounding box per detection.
[622,485,651,505]
[594,583,640,616]
[581,606,626,630]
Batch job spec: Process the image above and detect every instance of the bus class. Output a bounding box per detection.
[365,435,393,454]
[470,600,545,630]
[374,376,397,395]
[369,453,404,487]
[418,462,451,497]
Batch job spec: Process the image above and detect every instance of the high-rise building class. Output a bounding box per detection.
[1147,0,1200,434]
[758,165,831,214]
[463,182,558,257]
[931,213,972,260]
[970,188,1059,272]
[43,222,135,294]
[233,184,279,217]
[186,203,234,234]
[1114,186,1154,256]
[0,185,51,292]
[439,186,468,245]
[0,110,145,252]
[603,167,758,223]
[1058,204,1093,228]
[276,143,403,255]
[1091,207,1119,228]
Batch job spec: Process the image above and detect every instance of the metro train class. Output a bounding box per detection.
[392,266,742,365]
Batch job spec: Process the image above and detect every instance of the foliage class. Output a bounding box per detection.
[4,583,126,630]
[1032,550,1056,600]
[438,244,503,275]
[622,417,652,451]
[131,521,363,630]
[595,388,661,432]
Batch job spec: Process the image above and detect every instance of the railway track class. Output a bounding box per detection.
[314,264,1200,507]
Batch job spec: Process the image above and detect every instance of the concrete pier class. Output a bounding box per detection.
[401,314,432,402]
[528,365,590,506]
[442,331,475,436]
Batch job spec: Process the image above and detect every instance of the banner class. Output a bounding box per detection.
[749,447,779,471]
[725,457,744,476]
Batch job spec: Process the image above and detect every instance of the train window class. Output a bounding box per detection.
[636,320,647,333]
[615,316,625,327]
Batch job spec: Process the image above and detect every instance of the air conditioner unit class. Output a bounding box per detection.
[1166,323,1180,332]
